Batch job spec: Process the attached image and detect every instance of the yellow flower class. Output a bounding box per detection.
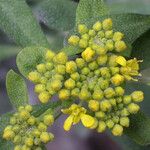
[62,104,96,131]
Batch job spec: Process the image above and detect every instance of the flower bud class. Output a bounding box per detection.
[112,124,123,136]
[82,34,89,40]
[25,137,34,147]
[102,18,113,30]
[93,21,102,31]
[51,80,62,91]
[121,108,130,117]
[34,84,45,93]
[45,62,53,70]
[123,95,131,104]
[64,78,75,89]
[27,116,36,125]
[44,114,54,126]
[3,129,15,140]
[98,31,105,38]
[68,35,80,46]
[95,46,107,55]
[111,74,124,86]
[71,88,80,97]
[78,24,88,34]
[131,91,144,102]
[115,86,125,96]
[45,50,55,61]
[79,39,88,48]
[96,55,108,65]
[53,52,68,64]
[20,110,30,120]
[75,58,85,68]
[116,56,126,66]
[38,91,50,103]
[127,103,140,114]
[108,55,118,67]
[66,61,77,74]
[40,132,51,143]
[88,29,96,36]
[28,71,40,83]
[36,64,46,73]
[106,119,114,129]
[81,67,90,75]
[92,90,104,100]
[59,89,70,100]
[100,100,111,111]
[55,65,66,74]
[38,123,47,132]
[79,89,91,100]
[81,47,95,62]
[113,32,124,41]
[104,88,115,98]
[88,100,100,111]
[120,117,129,127]
[71,72,80,81]
[97,121,106,133]
[115,41,127,52]
[105,30,113,39]
[110,67,119,75]
[95,111,105,118]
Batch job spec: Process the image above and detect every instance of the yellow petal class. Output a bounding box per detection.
[116,56,126,66]
[73,115,81,125]
[81,114,95,128]
[63,115,74,131]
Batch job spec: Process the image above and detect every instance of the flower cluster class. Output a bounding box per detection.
[28,18,144,136]
[3,105,54,150]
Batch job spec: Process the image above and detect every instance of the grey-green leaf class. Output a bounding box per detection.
[131,30,150,70]
[76,0,109,25]
[0,0,49,47]
[16,46,47,78]
[33,0,77,31]
[6,70,29,108]
[125,112,150,146]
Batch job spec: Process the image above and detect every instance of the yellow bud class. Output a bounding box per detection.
[36,63,46,73]
[93,21,102,31]
[108,55,118,67]
[88,61,98,70]
[106,119,114,128]
[121,108,130,117]
[110,67,119,75]
[95,46,107,55]
[20,110,30,120]
[38,91,50,103]
[71,88,80,97]
[25,137,33,147]
[123,95,131,104]
[100,100,111,111]
[44,114,54,126]
[115,41,127,52]
[81,114,95,128]
[34,84,45,93]
[102,18,113,30]
[116,56,127,66]
[88,29,96,36]
[51,80,62,91]
[64,78,75,89]
[131,91,144,102]
[88,100,99,111]
[92,90,104,100]
[55,65,66,74]
[81,67,90,75]
[82,34,90,40]
[68,35,80,46]
[78,24,88,34]
[45,50,55,61]
[96,55,108,65]
[98,31,105,38]
[79,39,88,48]
[71,72,80,81]
[66,61,77,74]
[97,121,106,133]
[120,117,129,127]
[128,103,140,114]
[38,123,47,132]
[33,129,41,137]
[113,32,124,41]
[27,116,36,125]
[54,52,68,64]
[79,89,91,100]
[95,111,105,118]
[81,47,95,62]
[3,129,15,140]
[40,132,51,143]
[14,145,22,150]
[105,41,114,51]
[115,86,125,96]
[59,89,70,100]
[105,30,113,38]
[45,62,53,70]
[104,88,115,98]
[75,58,85,68]
[112,124,123,136]
[111,74,124,86]
[25,105,33,112]
[28,71,40,83]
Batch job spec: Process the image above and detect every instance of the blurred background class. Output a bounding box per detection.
[0,0,150,150]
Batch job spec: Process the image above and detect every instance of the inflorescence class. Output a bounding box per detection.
[27,18,144,136]
[3,105,54,150]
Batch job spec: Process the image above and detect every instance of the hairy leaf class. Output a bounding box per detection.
[6,70,29,108]
[125,112,150,146]
[33,0,77,31]
[0,0,49,47]
[16,46,47,77]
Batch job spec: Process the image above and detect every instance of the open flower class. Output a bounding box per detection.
[62,104,97,131]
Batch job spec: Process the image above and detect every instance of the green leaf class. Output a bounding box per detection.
[16,46,47,77]
[76,0,109,25]
[33,0,77,31]
[61,45,82,56]
[125,112,150,146]
[0,113,14,150]
[108,0,150,15]
[131,30,150,70]
[0,0,49,47]
[6,70,29,108]
[0,45,20,61]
